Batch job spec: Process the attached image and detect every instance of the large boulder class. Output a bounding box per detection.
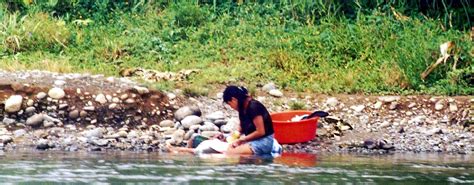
[181,115,203,129]
[174,105,201,121]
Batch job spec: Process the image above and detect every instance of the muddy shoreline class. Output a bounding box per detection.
[0,70,472,154]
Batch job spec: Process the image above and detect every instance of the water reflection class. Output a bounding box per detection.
[0,150,472,184]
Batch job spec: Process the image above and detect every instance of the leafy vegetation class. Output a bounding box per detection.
[0,1,472,95]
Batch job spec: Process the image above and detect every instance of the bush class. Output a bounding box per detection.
[1,12,70,53]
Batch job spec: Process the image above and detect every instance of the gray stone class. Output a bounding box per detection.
[36,92,47,99]
[181,115,203,129]
[26,114,44,126]
[133,86,149,95]
[85,128,104,139]
[69,110,79,119]
[26,99,34,106]
[0,135,13,144]
[184,130,194,140]
[325,97,339,107]
[92,139,109,146]
[167,93,176,100]
[117,131,128,138]
[48,87,65,99]
[5,95,23,113]
[214,119,227,127]
[36,139,54,150]
[95,94,107,104]
[43,121,55,128]
[127,130,138,139]
[206,111,225,121]
[201,131,221,138]
[373,101,383,109]
[350,105,365,113]
[159,120,174,128]
[108,103,118,109]
[25,107,36,114]
[262,82,276,92]
[389,102,399,110]
[172,130,185,144]
[174,106,202,121]
[449,102,458,112]
[378,96,400,103]
[269,89,283,97]
[435,100,445,111]
[125,98,135,104]
[2,118,16,125]
[14,129,27,137]
[83,106,95,111]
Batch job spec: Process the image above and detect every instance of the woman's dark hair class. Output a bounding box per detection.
[223,85,249,113]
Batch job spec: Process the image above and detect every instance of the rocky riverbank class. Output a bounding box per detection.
[0,70,472,154]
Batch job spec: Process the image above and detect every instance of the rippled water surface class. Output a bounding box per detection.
[0,151,472,184]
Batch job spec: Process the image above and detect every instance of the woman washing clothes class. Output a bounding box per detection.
[167,85,281,155]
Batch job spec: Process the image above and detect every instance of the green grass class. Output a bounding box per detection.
[0,1,472,95]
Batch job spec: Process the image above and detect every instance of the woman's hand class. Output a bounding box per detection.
[231,138,245,148]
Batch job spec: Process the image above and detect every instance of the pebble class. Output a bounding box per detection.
[95,94,107,104]
[5,95,23,113]
[269,89,283,97]
[48,87,66,99]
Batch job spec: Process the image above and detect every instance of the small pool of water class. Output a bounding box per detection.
[0,151,472,184]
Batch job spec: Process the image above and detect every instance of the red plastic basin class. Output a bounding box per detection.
[271,111,319,144]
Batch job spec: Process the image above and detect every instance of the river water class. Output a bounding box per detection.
[0,151,472,184]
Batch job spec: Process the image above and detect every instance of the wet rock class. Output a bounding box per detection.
[181,116,202,129]
[174,106,202,121]
[36,139,54,150]
[5,95,23,113]
[95,94,107,104]
[269,89,283,97]
[363,139,377,149]
[48,87,65,99]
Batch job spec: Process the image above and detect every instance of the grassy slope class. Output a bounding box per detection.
[0,3,472,95]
